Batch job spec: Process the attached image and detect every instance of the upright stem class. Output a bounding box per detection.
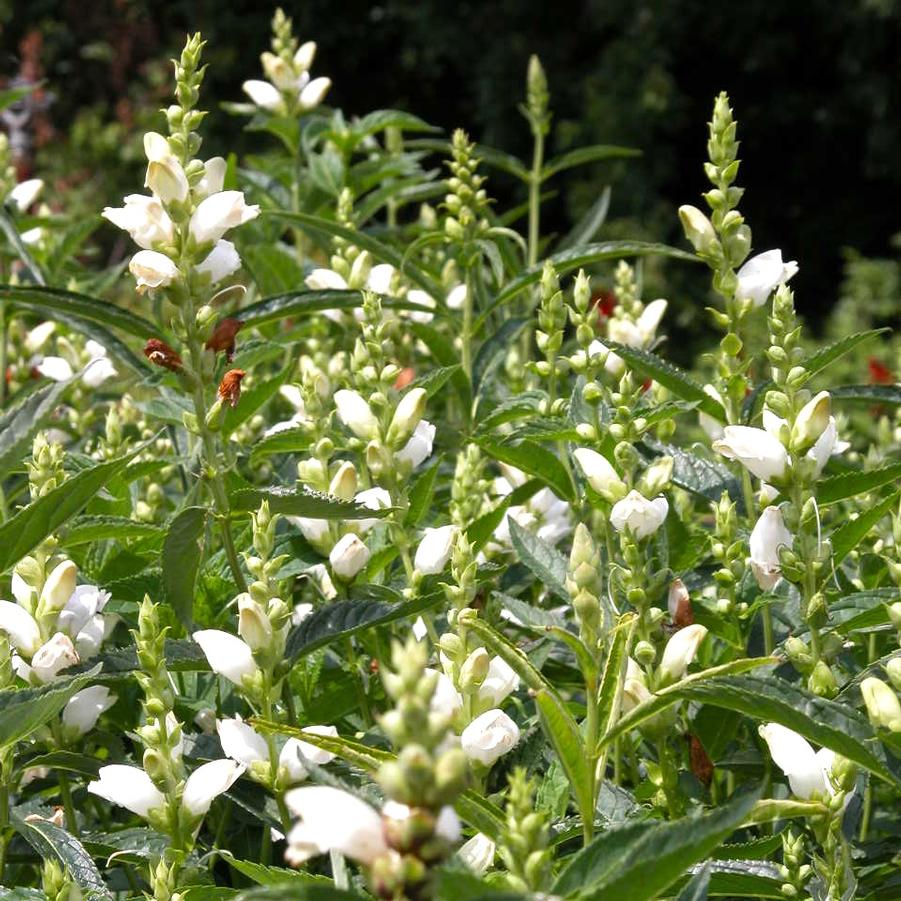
[461,261,475,389]
[0,304,7,406]
[527,130,545,268]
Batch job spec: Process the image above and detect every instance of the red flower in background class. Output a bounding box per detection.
[868,358,895,385]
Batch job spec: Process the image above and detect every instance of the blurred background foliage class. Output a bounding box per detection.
[1,0,899,369]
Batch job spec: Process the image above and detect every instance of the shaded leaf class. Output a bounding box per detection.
[231,486,392,520]
[163,506,208,628]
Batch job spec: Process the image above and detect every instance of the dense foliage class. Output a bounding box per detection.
[0,11,899,901]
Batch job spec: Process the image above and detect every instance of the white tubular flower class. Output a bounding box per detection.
[217,717,268,766]
[83,350,117,389]
[446,283,467,310]
[280,725,338,783]
[0,601,42,656]
[129,250,179,293]
[678,204,717,254]
[290,515,331,548]
[237,595,272,652]
[736,250,798,307]
[305,268,347,291]
[294,41,317,71]
[36,356,74,381]
[353,486,392,534]
[39,560,78,613]
[88,764,166,818]
[414,525,457,575]
[573,448,626,500]
[193,630,260,686]
[458,833,496,874]
[461,709,520,766]
[792,391,831,452]
[144,152,189,205]
[713,426,790,483]
[397,420,436,469]
[749,506,793,590]
[636,299,668,344]
[478,656,520,707]
[428,668,463,718]
[367,263,396,295]
[333,389,379,440]
[102,194,174,249]
[197,157,226,198]
[407,289,437,324]
[197,240,241,284]
[9,178,44,211]
[329,533,370,581]
[659,624,707,684]
[62,686,117,736]
[759,723,835,800]
[860,677,901,732]
[31,633,79,683]
[243,79,284,112]
[189,191,260,245]
[609,490,669,539]
[261,52,298,89]
[299,76,332,111]
[388,387,427,447]
[57,584,111,642]
[698,385,726,441]
[182,759,245,817]
[25,320,56,354]
[284,786,388,867]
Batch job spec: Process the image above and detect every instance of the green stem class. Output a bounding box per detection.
[0,783,8,883]
[527,130,545,268]
[461,261,474,388]
[0,304,7,407]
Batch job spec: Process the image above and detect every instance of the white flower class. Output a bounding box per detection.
[679,204,717,254]
[290,515,331,548]
[299,77,332,111]
[397,420,436,469]
[334,389,379,439]
[193,630,260,686]
[446,283,467,310]
[659,624,707,684]
[197,240,241,284]
[458,833,496,874]
[736,250,798,307]
[609,490,668,539]
[329,533,370,581]
[407,289,437,324]
[36,356,74,381]
[367,263,396,295]
[573,448,626,500]
[89,764,166,818]
[130,250,179,293]
[792,391,831,451]
[860,677,901,732]
[353,487,392,534]
[428,668,463,718]
[280,725,338,783]
[749,506,793,590]
[305,268,347,291]
[759,723,835,799]
[102,194,174,249]
[713,426,790,483]
[461,709,520,766]
[478,656,519,707]
[284,786,388,866]
[698,385,726,441]
[25,320,56,353]
[764,409,842,478]
[197,157,226,198]
[83,353,117,389]
[31,633,79,683]
[144,145,190,204]
[9,178,44,211]
[21,226,43,246]
[294,41,317,72]
[243,79,283,112]
[39,560,77,613]
[189,191,260,245]
[182,759,245,817]
[382,801,460,843]
[414,525,457,575]
[237,595,272,652]
[0,600,42,656]
[63,686,117,736]
[636,299,668,343]
[57,583,111,645]
[218,717,269,766]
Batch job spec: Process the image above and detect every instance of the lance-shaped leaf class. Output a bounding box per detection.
[162,506,208,628]
[231,486,394,520]
[508,518,569,601]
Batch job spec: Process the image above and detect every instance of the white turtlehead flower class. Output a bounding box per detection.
[143,134,189,204]
[414,525,457,575]
[182,759,245,817]
[299,76,332,111]
[749,506,793,590]
[860,677,901,732]
[9,178,44,212]
[461,709,520,766]
[736,250,798,307]
[759,723,835,800]
[573,448,626,500]
[82,343,117,388]
[102,194,174,249]
[197,157,226,198]
[237,594,272,652]
[333,389,379,440]
[57,583,112,659]
[193,629,260,686]
[698,385,726,441]
[25,320,56,354]
[217,717,269,767]
[792,391,832,451]
[280,725,338,783]
[446,283,467,310]
[36,356,74,381]
[40,560,77,612]
[189,191,260,246]
[353,487,392,534]
[243,79,283,112]
[197,240,241,284]
[478,656,519,707]
[367,263,396,295]
[659,624,707,684]
[428,668,463,718]
[130,250,179,293]
[31,633,79,683]
[0,600,42,656]
[763,408,843,478]
[284,786,388,866]
[62,686,117,736]
[397,420,436,469]
[305,268,347,292]
[458,833,496,874]
[329,533,370,581]
[294,41,317,72]
[713,426,790,483]
[89,764,166,818]
[610,490,668,539]
[407,288,437,324]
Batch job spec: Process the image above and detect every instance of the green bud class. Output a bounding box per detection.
[860,677,901,732]
[807,660,837,698]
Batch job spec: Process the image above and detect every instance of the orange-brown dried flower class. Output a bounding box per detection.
[205,318,244,361]
[218,369,246,407]
[144,338,183,372]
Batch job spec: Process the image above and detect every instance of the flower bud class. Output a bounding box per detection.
[640,456,673,496]
[658,624,707,685]
[329,533,370,581]
[334,389,379,440]
[784,636,813,672]
[386,388,427,449]
[807,660,837,698]
[414,525,457,576]
[791,391,831,454]
[886,658,901,692]
[328,461,358,501]
[678,205,717,254]
[572,448,626,501]
[459,648,490,692]
[39,560,77,613]
[860,677,901,732]
[237,594,272,652]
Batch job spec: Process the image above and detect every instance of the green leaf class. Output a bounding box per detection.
[816,461,901,505]
[354,109,439,138]
[804,329,889,379]
[0,211,44,284]
[63,515,164,546]
[473,318,528,395]
[647,442,742,507]
[410,364,462,399]
[308,148,346,197]
[13,814,112,898]
[163,506,208,628]
[608,343,726,422]
[409,321,472,409]
[558,186,612,251]
[0,377,71,480]
[552,788,758,900]
[249,426,316,463]
[235,887,364,900]
[508,517,569,600]
[0,665,101,747]
[230,486,392,520]
[831,383,901,406]
[535,688,594,829]
[0,444,146,572]
[594,614,638,755]
[406,458,441,527]
[676,862,711,901]
[476,439,574,502]
[541,144,640,180]
[225,858,330,886]
[831,490,900,564]
[222,365,291,436]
